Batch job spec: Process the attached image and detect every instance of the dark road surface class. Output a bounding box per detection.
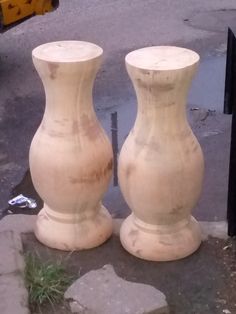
[1,1,236,221]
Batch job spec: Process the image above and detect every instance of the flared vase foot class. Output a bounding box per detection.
[120,214,201,261]
[34,204,113,251]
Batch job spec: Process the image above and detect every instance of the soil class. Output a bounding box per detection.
[22,233,236,314]
[30,301,71,314]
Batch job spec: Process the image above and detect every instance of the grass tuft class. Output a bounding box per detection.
[24,253,73,311]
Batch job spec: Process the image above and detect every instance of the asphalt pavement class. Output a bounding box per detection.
[1,0,236,220]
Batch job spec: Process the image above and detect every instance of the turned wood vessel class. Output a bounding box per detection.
[118,46,204,261]
[30,41,113,251]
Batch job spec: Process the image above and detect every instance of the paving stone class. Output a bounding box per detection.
[200,221,228,240]
[65,264,169,314]
[0,273,29,314]
[0,230,24,275]
[0,214,36,234]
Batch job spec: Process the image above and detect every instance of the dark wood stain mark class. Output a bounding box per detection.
[137,79,174,91]
[80,114,100,141]
[170,205,183,215]
[165,101,176,107]
[132,239,137,247]
[159,240,172,246]
[61,243,72,251]
[72,121,79,133]
[178,129,192,140]
[69,158,113,184]
[107,159,113,171]
[192,144,199,153]
[128,230,139,247]
[135,137,160,152]
[48,62,59,80]
[47,130,65,138]
[140,69,151,75]
[54,120,65,125]
[135,249,142,256]
[126,163,136,178]
[136,78,148,89]
[158,83,175,91]
[70,177,80,184]
[185,147,190,155]
[128,229,139,237]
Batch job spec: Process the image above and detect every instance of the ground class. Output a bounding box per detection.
[22,233,236,314]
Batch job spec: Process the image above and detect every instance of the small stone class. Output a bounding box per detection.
[69,300,88,313]
[65,264,169,314]
[223,244,232,250]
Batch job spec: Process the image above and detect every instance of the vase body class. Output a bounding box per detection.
[118,46,204,261]
[30,41,113,251]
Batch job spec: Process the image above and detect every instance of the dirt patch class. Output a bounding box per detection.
[30,301,71,314]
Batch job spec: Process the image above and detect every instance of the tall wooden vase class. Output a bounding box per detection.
[118,46,204,261]
[30,41,113,251]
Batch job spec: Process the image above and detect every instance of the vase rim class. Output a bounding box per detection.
[125,46,200,71]
[32,41,103,63]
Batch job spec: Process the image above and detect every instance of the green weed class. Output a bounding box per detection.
[24,253,73,311]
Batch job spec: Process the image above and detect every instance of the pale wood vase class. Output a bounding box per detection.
[30,41,113,251]
[118,46,204,261]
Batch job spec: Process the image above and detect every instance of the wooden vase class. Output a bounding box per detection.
[118,46,204,261]
[30,41,113,251]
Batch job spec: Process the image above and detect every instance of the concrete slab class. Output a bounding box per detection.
[200,221,228,240]
[0,214,36,234]
[0,218,31,314]
[0,230,24,275]
[65,264,169,314]
[0,273,29,314]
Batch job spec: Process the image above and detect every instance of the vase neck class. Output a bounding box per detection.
[33,58,101,121]
[127,63,197,135]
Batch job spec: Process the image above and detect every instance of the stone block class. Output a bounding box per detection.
[65,264,169,314]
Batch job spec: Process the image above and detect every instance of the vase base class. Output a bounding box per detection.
[120,214,201,261]
[34,204,113,251]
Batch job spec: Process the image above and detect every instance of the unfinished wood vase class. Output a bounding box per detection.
[118,46,204,261]
[30,41,113,251]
